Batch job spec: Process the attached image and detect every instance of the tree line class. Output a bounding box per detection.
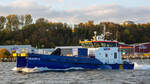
[0,14,150,48]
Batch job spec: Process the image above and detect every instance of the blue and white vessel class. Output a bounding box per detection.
[13,31,134,72]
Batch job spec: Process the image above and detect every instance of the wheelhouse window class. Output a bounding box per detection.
[81,42,118,48]
[81,42,94,48]
[93,42,118,48]
[114,52,117,59]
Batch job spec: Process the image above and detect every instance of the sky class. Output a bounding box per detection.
[0,0,150,24]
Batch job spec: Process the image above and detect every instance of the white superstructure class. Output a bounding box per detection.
[95,47,122,64]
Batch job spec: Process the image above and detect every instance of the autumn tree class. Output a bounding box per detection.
[25,14,33,25]
[36,18,48,24]
[1,15,150,47]
[19,15,25,27]
[0,48,11,61]
[0,16,6,31]
[6,14,19,31]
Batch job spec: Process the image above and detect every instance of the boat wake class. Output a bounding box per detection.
[134,62,150,70]
[12,67,85,73]
[34,67,84,72]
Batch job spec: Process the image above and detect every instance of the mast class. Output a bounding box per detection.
[103,24,106,40]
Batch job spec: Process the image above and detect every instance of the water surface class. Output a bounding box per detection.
[0,59,150,84]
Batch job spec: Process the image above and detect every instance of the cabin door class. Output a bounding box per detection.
[108,53,114,64]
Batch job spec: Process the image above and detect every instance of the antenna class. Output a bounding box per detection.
[116,25,118,41]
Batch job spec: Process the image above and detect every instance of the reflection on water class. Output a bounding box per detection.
[0,59,150,84]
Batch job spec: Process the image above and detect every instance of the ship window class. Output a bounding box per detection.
[114,52,117,59]
[105,53,108,57]
[101,43,107,47]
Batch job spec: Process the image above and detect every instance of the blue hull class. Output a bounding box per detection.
[17,54,134,70]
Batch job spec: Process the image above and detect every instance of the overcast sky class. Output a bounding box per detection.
[0,0,150,24]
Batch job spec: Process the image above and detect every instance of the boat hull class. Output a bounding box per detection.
[16,54,134,72]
